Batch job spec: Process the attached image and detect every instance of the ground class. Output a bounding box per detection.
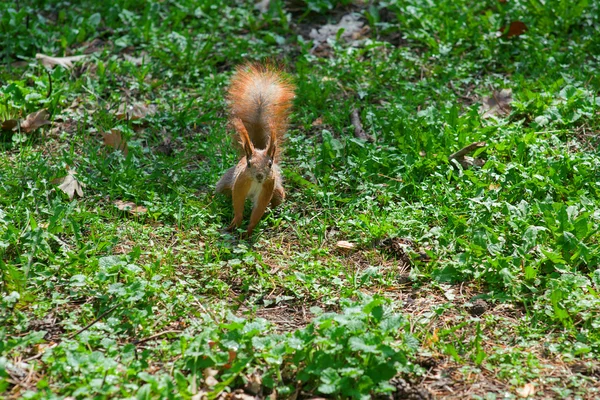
[1,0,600,399]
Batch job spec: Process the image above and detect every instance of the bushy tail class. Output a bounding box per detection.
[228,63,295,153]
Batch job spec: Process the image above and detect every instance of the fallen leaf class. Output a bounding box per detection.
[245,373,262,395]
[448,141,487,169]
[203,368,219,387]
[501,21,527,38]
[1,119,19,131]
[21,110,51,133]
[311,117,323,126]
[156,132,174,156]
[224,349,237,369]
[231,391,256,400]
[54,170,85,200]
[102,129,128,155]
[191,391,208,400]
[115,102,157,120]
[309,14,369,46]
[123,52,149,66]
[336,240,356,250]
[255,0,270,13]
[481,89,512,118]
[114,200,147,215]
[36,53,86,69]
[517,382,535,397]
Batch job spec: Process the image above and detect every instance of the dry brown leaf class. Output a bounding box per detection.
[502,21,527,38]
[245,373,262,395]
[336,240,356,250]
[311,117,324,126]
[230,391,256,400]
[203,368,219,387]
[115,102,157,120]
[114,200,147,215]
[309,14,369,46]
[123,52,149,66]
[54,170,85,200]
[21,110,51,133]
[102,129,128,155]
[517,382,535,398]
[255,0,270,13]
[481,89,512,118]
[1,119,19,131]
[36,53,86,69]
[190,391,208,400]
[156,131,174,156]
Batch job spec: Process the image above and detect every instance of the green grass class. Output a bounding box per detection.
[1,0,600,398]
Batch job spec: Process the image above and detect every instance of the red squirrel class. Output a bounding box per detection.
[216,63,295,235]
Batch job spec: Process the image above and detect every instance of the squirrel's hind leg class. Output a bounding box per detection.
[270,183,285,207]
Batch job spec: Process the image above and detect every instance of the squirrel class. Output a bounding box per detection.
[215,63,295,235]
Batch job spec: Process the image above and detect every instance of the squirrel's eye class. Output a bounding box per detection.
[247,161,251,168]
[268,159,273,168]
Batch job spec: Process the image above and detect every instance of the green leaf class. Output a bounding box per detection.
[541,249,565,264]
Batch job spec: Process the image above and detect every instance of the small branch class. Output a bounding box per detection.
[350,108,374,142]
[377,173,403,183]
[449,141,486,161]
[132,330,182,345]
[67,303,119,339]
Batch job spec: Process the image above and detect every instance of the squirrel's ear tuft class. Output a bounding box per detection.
[233,118,254,158]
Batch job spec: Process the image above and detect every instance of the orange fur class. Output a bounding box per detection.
[216,62,295,236]
[228,63,295,160]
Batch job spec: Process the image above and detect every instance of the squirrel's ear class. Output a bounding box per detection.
[233,118,254,157]
[267,122,277,159]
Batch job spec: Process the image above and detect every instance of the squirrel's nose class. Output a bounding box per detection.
[256,173,264,182]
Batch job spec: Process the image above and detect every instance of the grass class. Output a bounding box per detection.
[1,0,600,398]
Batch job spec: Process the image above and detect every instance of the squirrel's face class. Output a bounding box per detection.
[245,149,273,184]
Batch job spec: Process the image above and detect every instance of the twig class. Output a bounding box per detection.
[448,141,486,161]
[195,300,219,324]
[132,330,182,345]
[22,343,58,363]
[350,108,374,142]
[377,173,403,183]
[68,303,119,339]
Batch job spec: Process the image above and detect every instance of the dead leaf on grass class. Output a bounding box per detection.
[502,21,528,38]
[36,53,86,69]
[255,0,270,13]
[309,14,369,46]
[54,170,85,200]
[156,131,174,156]
[336,240,356,251]
[517,382,535,398]
[245,373,262,395]
[191,391,208,400]
[1,119,19,131]
[481,89,512,118]
[123,52,149,66]
[21,109,51,133]
[102,129,128,155]
[311,116,324,126]
[114,200,147,215]
[115,102,157,120]
[203,368,219,387]
[448,141,487,169]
